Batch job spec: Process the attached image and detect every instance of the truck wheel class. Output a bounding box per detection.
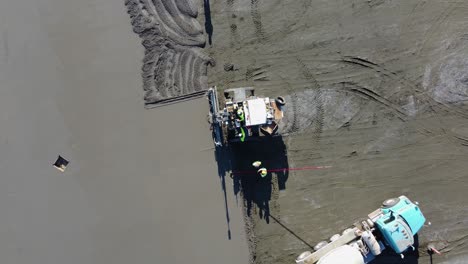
[296,251,312,262]
[342,228,354,235]
[314,241,328,251]
[330,234,341,242]
[382,197,400,208]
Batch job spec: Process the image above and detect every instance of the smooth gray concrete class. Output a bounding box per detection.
[0,1,249,264]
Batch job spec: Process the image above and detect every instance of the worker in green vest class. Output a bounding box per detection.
[239,127,246,142]
[237,108,245,122]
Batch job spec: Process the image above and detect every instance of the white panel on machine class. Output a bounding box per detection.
[317,245,364,264]
[245,98,268,126]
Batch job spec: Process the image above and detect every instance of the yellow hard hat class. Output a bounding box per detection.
[252,161,262,168]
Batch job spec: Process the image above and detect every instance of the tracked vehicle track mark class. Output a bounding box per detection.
[251,0,267,42]
[245,65,270,81]
[288,93,300,134]
[341,56,468,120]
[340,81,468,145]
[419,3,457,54]
[340,82,408,120]
[297,58,324,143]
[227,0,240,47]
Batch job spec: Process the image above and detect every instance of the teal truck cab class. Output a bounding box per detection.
[296,195,427,264]
[373,196,426,254]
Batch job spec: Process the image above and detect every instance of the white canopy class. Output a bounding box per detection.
[245,98,268,126]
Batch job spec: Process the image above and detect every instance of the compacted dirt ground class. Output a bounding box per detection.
[205,1,468,263]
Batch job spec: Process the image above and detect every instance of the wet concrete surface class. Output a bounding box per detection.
[205,0,468,263]
[0,0,249,263]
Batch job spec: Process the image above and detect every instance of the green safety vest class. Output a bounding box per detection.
[240,127,246,142]
[238,112,245,121]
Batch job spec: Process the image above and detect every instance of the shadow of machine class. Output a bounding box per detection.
[222,136,289,223]
[210,86,289,236]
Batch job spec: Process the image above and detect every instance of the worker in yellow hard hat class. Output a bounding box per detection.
[258,167,268,177]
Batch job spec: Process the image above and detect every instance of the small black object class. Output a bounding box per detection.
[53,155,69,172]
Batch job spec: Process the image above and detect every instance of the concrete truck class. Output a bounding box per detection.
[296,195,426,264]
[207,86,285,146]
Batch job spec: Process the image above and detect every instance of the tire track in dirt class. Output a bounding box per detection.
[283,86,430,164]
[296,58,324,144]
[348,86,468,148]
[287,92,301,134]
[278,56,437,145]
[230,22,241,47]
[250,0,267,42]
[454,135,468,147]
[418,2,458,55]
[409,0,427,16]
[241,191,258,264]
[333,99,372,137]
[341,56,468,120]
[215,0,239,89]
[226,0,241,48]
[332,77,387,138]
[245,65,270,82]
[400,0,427,32]
[279,0,312,35]
[366,0,385,8]
[340,82,408,120]
[269,174,281,224]
[401,1,468,122]
[337,81,443,140]
[276,69,311,136]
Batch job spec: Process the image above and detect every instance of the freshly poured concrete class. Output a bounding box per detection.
[0,1,248,264]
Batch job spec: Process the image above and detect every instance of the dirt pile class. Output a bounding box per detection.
[124,0,213,107]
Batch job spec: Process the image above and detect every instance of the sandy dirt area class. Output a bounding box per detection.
[0,0,249,264]
[124,0,214,107]
[204,0,468,263]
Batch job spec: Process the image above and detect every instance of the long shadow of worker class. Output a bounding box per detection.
[214,145,233,239]
[372,234,420,264]
[229,136,289,223]
[203,0,213,45]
